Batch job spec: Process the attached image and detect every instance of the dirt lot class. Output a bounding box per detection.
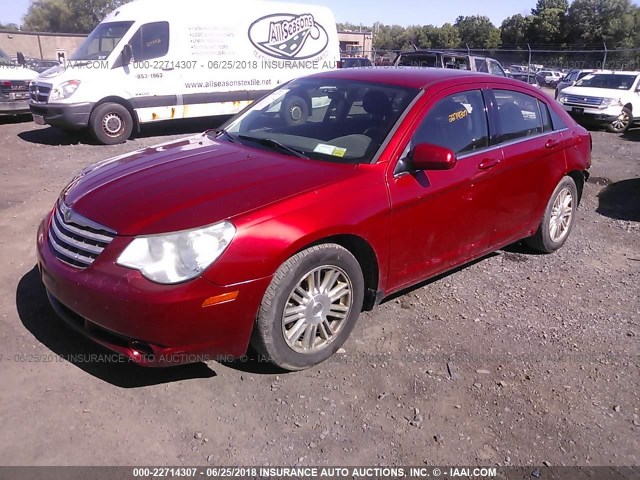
[0,113,638,467]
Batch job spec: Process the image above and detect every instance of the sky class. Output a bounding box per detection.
[1,0,535,28]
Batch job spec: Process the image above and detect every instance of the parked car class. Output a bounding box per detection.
[29,0,341,145]
[510,72,541,88]
[536,70,563,87]
[37,68,591,371]
[394,49,506,76]
[555,69,595,99]
[340,57,373,68]
[557,70,640,133]
[0,49,39,115]
[25,58,60,73]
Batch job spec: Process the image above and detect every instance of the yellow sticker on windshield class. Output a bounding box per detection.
[314,144,347,157]
[448,109,468,123]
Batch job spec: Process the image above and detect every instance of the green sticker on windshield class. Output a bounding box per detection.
[314,144,347,157]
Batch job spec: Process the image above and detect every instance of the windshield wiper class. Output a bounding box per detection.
[213,128,236,143]
[237,135,309,159]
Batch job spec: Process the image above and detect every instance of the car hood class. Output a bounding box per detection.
[561,86,629,98]
[0,64,38,80]
[63,133,357,235]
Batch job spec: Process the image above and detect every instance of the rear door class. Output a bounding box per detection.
[485,86,568,247]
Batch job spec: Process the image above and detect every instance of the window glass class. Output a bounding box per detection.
[539,100,553,132]
[494,89,543,142]
[489,61,505,76]
[549,106,568,130]
[412,90,488,155]
[71,21,133,61]
[130,22,170,62]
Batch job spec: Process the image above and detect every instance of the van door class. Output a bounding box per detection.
[124,21,183,123]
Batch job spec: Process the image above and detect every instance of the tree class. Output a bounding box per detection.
[566,0,636,46]
[427,23,461,49]
[0,23,21,30]
[531,0,569,15]
[500,14,532,46]
[528,8,567,45]
[454,15,501,48]
[23,0,128,33]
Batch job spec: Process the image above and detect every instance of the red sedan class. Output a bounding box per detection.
[36,68,591,370]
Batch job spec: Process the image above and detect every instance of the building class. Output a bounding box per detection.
[0,29,85,62]
[338,31,373,60]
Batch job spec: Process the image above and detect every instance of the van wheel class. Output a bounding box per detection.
[89,102,133,145]
[606,107,632,133]
[525,176,578,253]
[282,95,309,126]
[251,244,364,371]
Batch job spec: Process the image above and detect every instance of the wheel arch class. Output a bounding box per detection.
[92,96,140,133]
[567,170,587,205]
[300,234,380,312]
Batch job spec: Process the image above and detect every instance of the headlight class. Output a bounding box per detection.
[600,97,622,108]
[117,221,236,284]
[558,93,568,103]
[49,80,81,101]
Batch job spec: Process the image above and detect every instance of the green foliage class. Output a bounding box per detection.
[0,23,21,30]
[500,15,532,46]
[22,0,128,33]
[454,15,501,48]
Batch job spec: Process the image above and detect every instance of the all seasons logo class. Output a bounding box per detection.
[248,13,328,60]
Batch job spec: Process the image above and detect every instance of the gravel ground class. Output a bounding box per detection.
[0,114,638,467]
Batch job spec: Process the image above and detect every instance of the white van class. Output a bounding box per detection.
[29,0,340,144]
[1,49,39,115]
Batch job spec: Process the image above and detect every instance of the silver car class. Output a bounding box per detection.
[555,69,594,99]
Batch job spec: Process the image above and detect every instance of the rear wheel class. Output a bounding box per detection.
[252,244,364,371]
[606,107,632,133]
[89,102,133,145]
[525,176,578,253]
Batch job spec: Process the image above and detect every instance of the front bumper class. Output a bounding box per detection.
[29,102,94,129]
[0,99,31,115]
[36,213,270,367]
[561,105,631,127]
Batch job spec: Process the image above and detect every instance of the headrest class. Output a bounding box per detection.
[363,90,393,117]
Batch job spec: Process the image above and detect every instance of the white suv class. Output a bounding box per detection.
[557,71,640,133]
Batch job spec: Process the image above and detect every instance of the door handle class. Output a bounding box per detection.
[545,138,561,149]
[478,158,502,170]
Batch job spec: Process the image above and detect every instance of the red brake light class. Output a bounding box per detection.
[1,81,11,87]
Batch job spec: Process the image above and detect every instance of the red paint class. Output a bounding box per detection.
[36,69,591,366]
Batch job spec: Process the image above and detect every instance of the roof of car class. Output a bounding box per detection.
[303,67,518,90]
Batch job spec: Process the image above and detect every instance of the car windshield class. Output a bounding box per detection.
[0,48,14,66]
[576,74,638,90]
[221,78,420,163]
[71,21,134,61]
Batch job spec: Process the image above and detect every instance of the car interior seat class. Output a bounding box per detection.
[362,90,394,141]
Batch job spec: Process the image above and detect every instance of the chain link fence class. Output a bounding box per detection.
[347,47,640,72]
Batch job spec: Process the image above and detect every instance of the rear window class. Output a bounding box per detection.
[397,53,439,68]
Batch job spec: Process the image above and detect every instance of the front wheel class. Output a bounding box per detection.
[251,244,364,371]
[525,176,578,253]
[606,107,632,133]
[89,102,133,145]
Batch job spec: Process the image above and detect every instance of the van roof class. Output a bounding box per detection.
[104,0,333,22]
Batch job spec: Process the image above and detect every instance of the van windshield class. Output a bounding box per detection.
[71,21,134,61]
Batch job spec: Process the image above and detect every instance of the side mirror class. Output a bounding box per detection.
[121,44,133,65]
[412,143,457,171]
[16,52,25,65]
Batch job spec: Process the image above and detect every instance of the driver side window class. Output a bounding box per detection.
[129,22,170,62]
[412,90,489,155]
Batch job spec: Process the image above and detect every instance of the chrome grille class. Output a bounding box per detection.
[564,95,603,107]
[48,203,116,268]
[29,83,51,104]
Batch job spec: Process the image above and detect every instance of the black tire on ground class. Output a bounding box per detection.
[281,95,309,127]
[525,176,578,253]
[606,107,632,134]
[89,102,133,145]
[251,243,364,371]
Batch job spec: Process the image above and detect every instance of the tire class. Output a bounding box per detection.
[252,244,364,371]
[606,107,632,133]
[89,102,133,145]
[281,95,309,127]
[525,176,578,253]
